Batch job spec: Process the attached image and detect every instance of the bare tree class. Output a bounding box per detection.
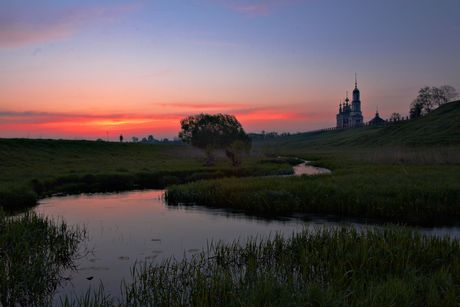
[409,85,458,118]
[440,85,458,102]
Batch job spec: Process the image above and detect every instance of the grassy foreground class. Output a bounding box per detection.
[6,214,460,306]
[0,211,85,306]
[61,227,460,306]
[0,139,292,212]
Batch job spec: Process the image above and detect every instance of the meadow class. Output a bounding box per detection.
[0,139,292,212]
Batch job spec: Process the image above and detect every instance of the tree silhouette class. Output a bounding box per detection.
[389,112,401,122]
[410,85,458,118]
[179,114,251,166]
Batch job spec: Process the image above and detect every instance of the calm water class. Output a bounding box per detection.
[34,190,323,300]
[292,161,332,176]
[34,185,460,300]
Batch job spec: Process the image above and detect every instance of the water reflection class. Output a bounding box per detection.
[292,161,332,176]
[34,189,460,301]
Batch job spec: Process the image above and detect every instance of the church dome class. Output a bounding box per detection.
[353,87,359,93]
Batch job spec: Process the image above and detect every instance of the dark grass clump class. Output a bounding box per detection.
[64,227,460,306]
[0,187,38,212]
[0,211,86,306]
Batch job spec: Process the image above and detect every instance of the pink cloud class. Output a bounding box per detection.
[232,4,269,15]
[0,27,72,49]
[215,0,298,16]
[0,2,142,48]
[159,102,249,110]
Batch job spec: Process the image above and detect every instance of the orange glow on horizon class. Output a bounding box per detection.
[87,119,163,127]
[0,107,332,139]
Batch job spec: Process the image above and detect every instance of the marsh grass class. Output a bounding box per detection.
[166,162,460,225]
[0,210,86,306]
[62,227,460,306]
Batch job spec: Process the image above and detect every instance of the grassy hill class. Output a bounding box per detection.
[262,100,460,148]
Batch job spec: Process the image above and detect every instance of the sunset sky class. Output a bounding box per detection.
[1,0,459,140]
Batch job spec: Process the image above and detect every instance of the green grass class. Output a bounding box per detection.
[0,210,85,306]
[63,227,460,306]
[167,102,460,225]
[260,100,460,149]
[166,162,460,225]
[0,139,292,211]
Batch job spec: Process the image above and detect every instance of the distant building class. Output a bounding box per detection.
[336,76,364,128]
[368,111,386,126]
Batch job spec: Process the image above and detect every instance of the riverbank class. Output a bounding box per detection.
[4,189,460,305]
[0,139,293,212]
[167,147,460,226]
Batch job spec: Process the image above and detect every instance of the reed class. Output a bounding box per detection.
[64,227,460,306]
[0,211,86,306]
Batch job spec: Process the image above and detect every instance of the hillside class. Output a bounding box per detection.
[261,100,460,148]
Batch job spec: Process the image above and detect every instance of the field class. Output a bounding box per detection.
[0,139,292,211]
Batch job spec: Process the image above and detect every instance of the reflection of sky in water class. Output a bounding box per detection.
[34,190,460,301]
[292,162,331,176]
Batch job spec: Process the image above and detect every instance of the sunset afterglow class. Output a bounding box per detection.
[1,0,459,139]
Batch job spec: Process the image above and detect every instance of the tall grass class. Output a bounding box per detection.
[0,211,86,306]
[166,163,460,225]
[63,227,460,306]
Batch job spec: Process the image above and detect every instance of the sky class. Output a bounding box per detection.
[1,0,459,140]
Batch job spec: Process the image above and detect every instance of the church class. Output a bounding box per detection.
[336,76,364,128]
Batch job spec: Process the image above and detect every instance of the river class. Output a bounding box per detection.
[31,162,460,301]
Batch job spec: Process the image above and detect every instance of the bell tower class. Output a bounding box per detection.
[352,73,361,112]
